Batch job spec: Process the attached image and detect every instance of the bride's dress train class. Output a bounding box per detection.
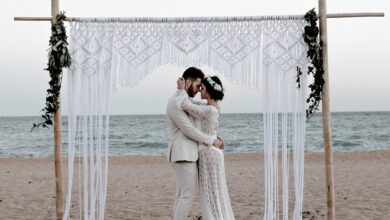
[199,146,235,220]
[177,91,235,220]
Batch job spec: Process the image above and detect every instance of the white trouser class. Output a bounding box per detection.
[173,162,198,220]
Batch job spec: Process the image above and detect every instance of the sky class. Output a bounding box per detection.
[0,0,389,116]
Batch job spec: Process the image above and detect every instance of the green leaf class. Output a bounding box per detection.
[33,12,70,130]
[300,9,323,121]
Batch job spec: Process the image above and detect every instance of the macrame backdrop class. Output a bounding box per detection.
[65,16,308,220]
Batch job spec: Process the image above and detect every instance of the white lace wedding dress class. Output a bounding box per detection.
[177,90,235,220]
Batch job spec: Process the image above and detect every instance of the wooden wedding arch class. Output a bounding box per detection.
[14,0,384,219]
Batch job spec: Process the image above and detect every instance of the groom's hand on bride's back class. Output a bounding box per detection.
[218,136,225,150]
[213,138,224,150]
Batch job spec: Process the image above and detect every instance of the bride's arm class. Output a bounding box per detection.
[178,92,210,120]
[190,99,206,106]
[176,78,210,120]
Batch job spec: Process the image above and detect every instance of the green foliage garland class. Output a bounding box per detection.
[299,9,324,120]
[32,12,71,130]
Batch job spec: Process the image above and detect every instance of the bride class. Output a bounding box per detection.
[177,76,235,220]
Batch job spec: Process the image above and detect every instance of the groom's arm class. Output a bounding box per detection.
[170,109,214,146]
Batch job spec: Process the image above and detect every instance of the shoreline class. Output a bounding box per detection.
[1,149,390,159]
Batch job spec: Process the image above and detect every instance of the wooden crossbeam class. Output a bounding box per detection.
[14,12,385,22]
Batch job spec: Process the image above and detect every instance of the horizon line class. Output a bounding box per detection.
[1,110,390,117]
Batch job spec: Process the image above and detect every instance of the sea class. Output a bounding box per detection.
[0,112,389,158]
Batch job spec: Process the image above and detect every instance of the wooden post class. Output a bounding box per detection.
[51,0,64,219]
[319,0,336,219]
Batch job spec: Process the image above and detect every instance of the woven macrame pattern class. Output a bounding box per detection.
[69,19,307,89]
[65,17,308,220]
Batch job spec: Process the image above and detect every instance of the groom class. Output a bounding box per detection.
[166,67,223,220]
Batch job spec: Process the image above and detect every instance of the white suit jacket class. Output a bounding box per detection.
[166,90,213,162]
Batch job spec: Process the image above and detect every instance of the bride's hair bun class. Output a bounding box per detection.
[202,76,224,101]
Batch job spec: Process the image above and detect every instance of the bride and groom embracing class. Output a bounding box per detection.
[167,67,235,220]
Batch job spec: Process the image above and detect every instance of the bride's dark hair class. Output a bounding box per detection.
[202,76,224,101]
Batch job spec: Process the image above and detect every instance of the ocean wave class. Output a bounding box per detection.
[1,112,389,157]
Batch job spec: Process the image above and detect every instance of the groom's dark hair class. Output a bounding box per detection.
[182,67,205,81]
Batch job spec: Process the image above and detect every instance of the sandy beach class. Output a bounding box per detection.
[0,150,389,220]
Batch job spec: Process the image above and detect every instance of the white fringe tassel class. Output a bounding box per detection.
[65,17,308,220]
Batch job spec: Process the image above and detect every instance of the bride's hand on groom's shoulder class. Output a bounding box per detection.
[177,77,185,90]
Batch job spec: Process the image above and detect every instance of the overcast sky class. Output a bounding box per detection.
[0,0,389,116]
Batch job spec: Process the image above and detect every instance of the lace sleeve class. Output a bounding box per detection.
[191,99,206,105]
[176,90,210,120]
[182,99,211,120]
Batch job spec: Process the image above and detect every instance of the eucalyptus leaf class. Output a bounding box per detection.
[32,11,71,131]
[300,8,324,121]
